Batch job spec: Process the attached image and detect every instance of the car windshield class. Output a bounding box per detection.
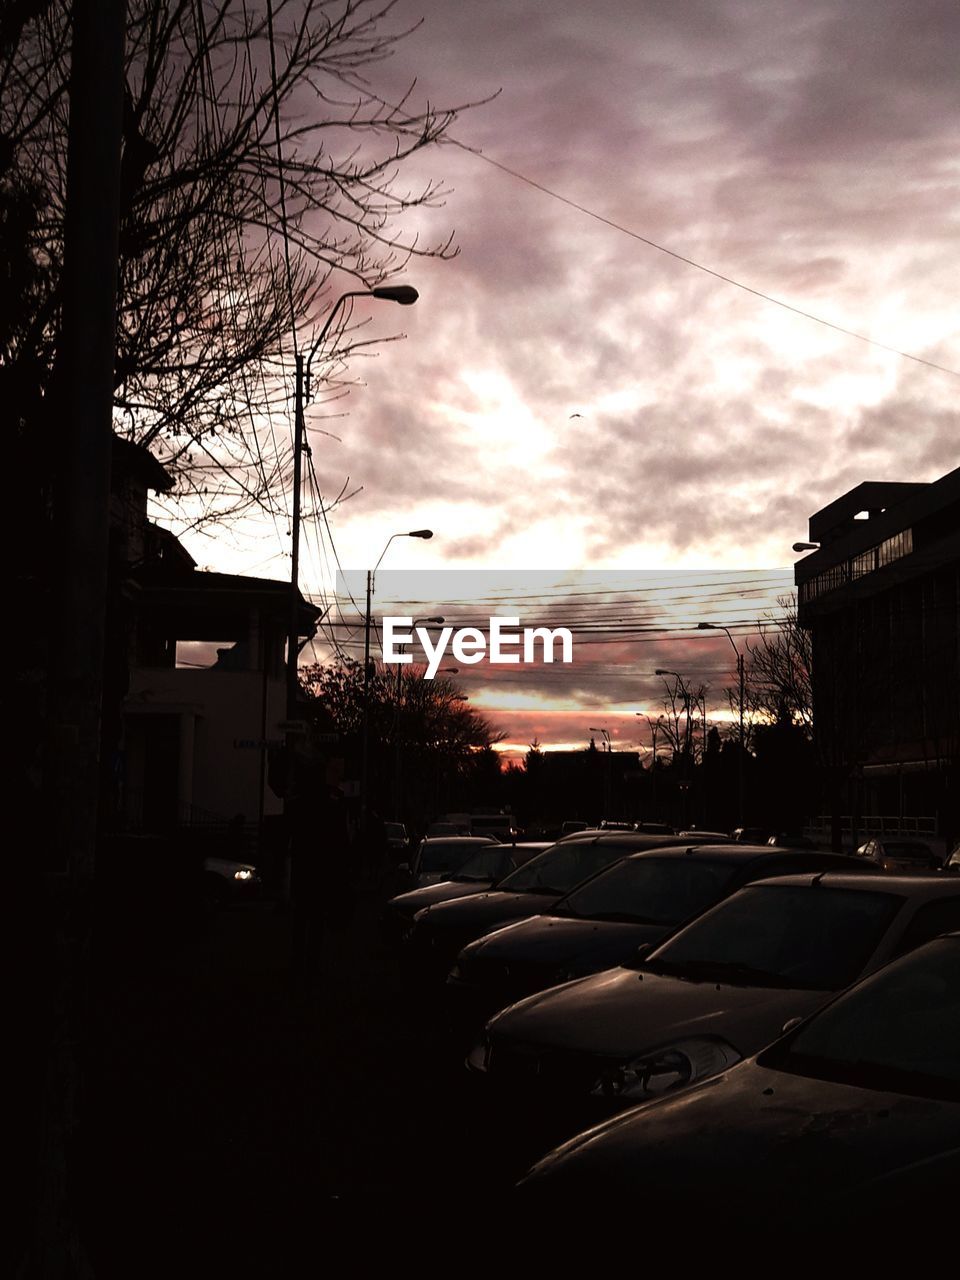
[419,840,493,875]
[641,884,903,990]
[767,938,960,1100]
[498,842,624,896]
[556,857,735,924]
[453,848,512,883]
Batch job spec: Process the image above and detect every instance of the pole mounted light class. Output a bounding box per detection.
[792,541,819,553]
[362,528,435,832]
[286,285,419,719]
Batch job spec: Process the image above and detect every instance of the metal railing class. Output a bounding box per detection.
[805,814,939,841]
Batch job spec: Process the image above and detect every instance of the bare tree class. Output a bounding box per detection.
[719,595,813,747]
[657,672,708,764]
[5,0,478,527]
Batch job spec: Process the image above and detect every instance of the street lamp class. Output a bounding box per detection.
[697,622,745,827]
[792,541,820,553]
[361,530,433,832]
[286,284,419,717]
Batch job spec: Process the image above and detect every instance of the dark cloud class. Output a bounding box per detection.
[208,1,960,743]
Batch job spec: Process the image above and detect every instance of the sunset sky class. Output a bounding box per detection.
[174,0,960,754]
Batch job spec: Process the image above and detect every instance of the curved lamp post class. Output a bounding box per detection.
[286,285,419,717]
[361,529,433,832]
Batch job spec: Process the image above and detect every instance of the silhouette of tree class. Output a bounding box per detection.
[736,595,813,740]
[301,659,503,759]
[4,0,479,526]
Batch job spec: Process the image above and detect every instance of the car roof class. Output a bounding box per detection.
[575,832,720,851]
[626,842,810,862]
[421,835,499,844]
[746,872,960,897]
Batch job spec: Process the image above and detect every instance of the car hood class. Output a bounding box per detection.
[522,1057,960,1215]
[389,880,493,915]
[464,916,668,975]
[488,966,826,1060]
[418,890,559,935]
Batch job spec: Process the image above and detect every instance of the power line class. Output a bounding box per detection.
[338,71,959,379]
[443,140,960,379]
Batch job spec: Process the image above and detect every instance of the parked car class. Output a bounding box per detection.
[447,846,875,1025]
[471,874,960,1130]
[202,855,261,904]
[409,836,500,887]
[730,826,773,844]
[409,833,729,975]
[517,931,960,1228]
[767,832,817,848]
[856,837,941,872]
[468,813,517,841]
[425,821,467,837]
[384,843,552,938]
[384,822,410,852]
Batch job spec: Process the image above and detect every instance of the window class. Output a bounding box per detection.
[877,528,913,567]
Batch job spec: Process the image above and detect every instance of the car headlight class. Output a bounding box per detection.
[592,1037,741,1101]
[233,867,255,881]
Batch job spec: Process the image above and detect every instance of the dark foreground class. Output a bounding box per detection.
[79,886,520,1272]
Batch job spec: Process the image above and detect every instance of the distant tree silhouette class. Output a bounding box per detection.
[300,659,504,821]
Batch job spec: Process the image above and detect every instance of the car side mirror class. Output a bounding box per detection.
[634,943,653,964]
[781,1016,803,1036]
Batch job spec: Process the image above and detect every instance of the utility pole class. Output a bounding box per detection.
[286,353,306,721]
[40,0,127,1271]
